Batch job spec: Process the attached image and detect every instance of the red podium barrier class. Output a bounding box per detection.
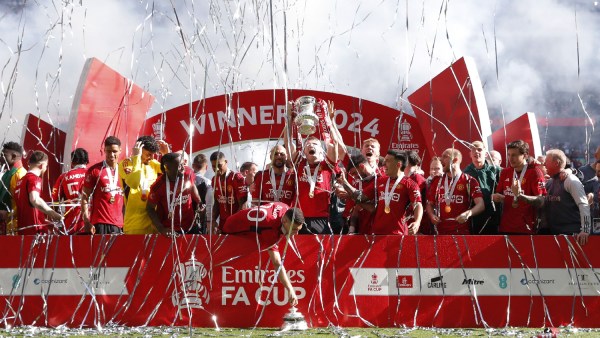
[1,235,599,328]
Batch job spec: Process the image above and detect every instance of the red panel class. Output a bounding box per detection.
[63,58,155,168]
[20,114,66,200]
[408,57,491,160]
[140,89,429,165]
[492,112,542,166]
[1,235,599,328]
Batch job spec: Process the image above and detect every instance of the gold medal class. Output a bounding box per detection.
[385,205,391,214]
[109,196,115,204]
[512,201,519,208]
[168,212,173,220]
[309,191,314,198]
[444,205,451,213]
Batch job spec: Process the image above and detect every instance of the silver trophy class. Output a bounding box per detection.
[281,306,308,331]
[293,96,320,136]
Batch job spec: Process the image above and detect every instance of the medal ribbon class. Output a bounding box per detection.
[443,171,462,207]
[103,161,119,200]
[384,175,403,211]
[166,175,181,220]
[513,163,528,196]
[304,162,320,196]
[270,168,287,202]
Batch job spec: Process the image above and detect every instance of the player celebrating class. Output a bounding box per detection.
[247,145,296,206]
[492,140,546,234]
[222,202,305,306]
[146,152,202,235]
[426,148,484,235]
[51,148,89,234]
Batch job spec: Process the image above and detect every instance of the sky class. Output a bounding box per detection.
[0,0,599,159]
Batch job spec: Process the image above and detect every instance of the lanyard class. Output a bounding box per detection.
[304,162,320,198]
[270,169,287,202]
[103,161,119,198]
[383,174,403,213]
[443,171,462,206]
[166,175,181,219]
[513,163,528,189]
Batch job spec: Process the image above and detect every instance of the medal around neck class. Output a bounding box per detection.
[281,306,308,331]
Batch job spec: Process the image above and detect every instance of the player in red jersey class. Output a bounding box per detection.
[492,140,546,234]
[81,136,125,234]
[371,150,423,235]
[14,151,62,234]
[336,154,379,234]
[51,148,89,234]
[426,148,484,235]
[339,150,422,235]
[147,152,202,235]
[247,145,296,206]
[222,202,305,306]
[284,99,345,234]
[209,151,247,233]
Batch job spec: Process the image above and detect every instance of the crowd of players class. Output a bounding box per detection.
[0,129,598,246]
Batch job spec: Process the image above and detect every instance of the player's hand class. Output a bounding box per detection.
[429,214,441,225]
[456,210,472,224]
[288,289,298,307]
[157,140,170,155]
[327,100,335,119]
[559,169,570,182]
[407,222,419,235]
[510,179,521,198]
[132,141,143,156]
[576,231,589,246]
[47,210,63,222]
[491,193,505,203]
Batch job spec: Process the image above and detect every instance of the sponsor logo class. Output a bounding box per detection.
[399,119,413,141]
[396,275,413,288]
[499,274,508,289]
[427,275,446,289]
[368,273,382,292]
[462,278,484,286]
[12,274,21,289]
[33,278,68,285]
[172,257,209,310]
[520,278,555,285]
[568,273,600,287]
[152,120,164,139]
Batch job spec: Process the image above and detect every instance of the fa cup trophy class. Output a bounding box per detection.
[293,96,320,136]
[281,306,308,331]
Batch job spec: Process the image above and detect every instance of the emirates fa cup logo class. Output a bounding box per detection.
[152,120,164,140]
[171,258,209,310]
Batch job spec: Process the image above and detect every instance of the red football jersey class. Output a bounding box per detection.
[427,173,483,235]
[250,169,296,206]
[370,175,422,235]
[296,158,334,218]
[14,172,47,235]
[222,202,289,251]
[496,165,546,234]
[82,162,124,227]
[148,173,197,232]
[213,170,247,226]
[52,166,87,234]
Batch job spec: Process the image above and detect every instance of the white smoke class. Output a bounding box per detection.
[0,0,598,150]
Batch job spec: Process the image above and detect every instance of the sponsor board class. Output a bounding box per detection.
[350,268,600,296]
[1,267,129,296]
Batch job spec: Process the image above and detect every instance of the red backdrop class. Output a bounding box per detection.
[1,235,599,328]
